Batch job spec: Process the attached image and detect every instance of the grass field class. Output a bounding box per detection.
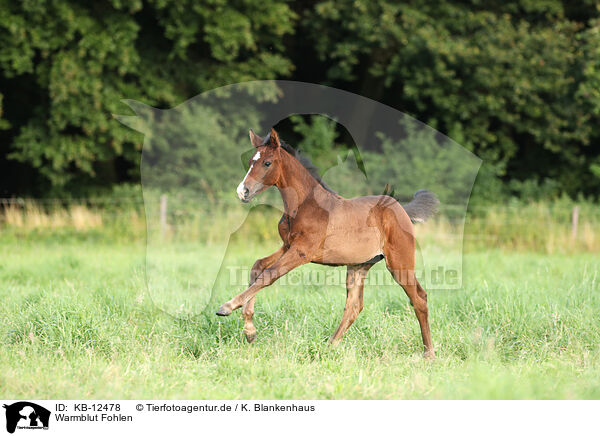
[1,233,599,399]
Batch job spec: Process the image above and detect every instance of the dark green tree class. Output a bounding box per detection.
[0,0,295,194]
[299,0,600,198]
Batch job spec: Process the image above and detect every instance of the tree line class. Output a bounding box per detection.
[1,0,599,200]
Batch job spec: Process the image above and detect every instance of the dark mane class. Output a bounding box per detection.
[262,132,338,195]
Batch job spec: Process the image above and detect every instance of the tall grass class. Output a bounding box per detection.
[462,202,599,253]
[1,197,598,253]
[3,201,104,230]
[0,198,144,242]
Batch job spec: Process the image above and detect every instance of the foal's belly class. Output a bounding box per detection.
[312,227,384,265]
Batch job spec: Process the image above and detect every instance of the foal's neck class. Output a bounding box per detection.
[276,151,331,215]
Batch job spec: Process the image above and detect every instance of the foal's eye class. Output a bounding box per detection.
[264,161,272,167]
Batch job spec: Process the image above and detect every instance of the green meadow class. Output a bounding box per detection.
[1,225,599,399]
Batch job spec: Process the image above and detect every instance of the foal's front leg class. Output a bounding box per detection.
[243,247,286,343]
[217,245,309,317]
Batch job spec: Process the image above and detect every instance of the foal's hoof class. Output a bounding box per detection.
[328,337,341,347]
[244,331,257,343]
[216,304,232,316]
[424,349,435,360]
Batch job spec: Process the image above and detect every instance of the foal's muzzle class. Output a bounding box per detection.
[236,183,250,202]
[236,181,264,203]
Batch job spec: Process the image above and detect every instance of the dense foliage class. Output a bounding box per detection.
[1,0,599,200]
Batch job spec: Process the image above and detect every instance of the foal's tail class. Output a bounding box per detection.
[402,190,439,223]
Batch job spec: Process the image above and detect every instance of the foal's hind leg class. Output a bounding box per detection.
[243,247,285,343]
[330,263,373,345]
[384,249,434,358]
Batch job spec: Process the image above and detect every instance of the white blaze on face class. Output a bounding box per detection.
[236,151,262,200]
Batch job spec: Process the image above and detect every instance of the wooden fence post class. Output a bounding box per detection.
[160,194,168,239]
[571,205,579,241]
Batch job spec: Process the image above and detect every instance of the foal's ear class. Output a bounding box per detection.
[268,128,281,148]
[249,129,263,148]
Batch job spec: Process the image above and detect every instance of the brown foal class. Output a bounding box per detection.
[217,128,438,357]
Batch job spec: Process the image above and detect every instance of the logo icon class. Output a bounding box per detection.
[3,402,50,434]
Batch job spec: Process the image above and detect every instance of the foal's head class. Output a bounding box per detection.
[236,128,284,202]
